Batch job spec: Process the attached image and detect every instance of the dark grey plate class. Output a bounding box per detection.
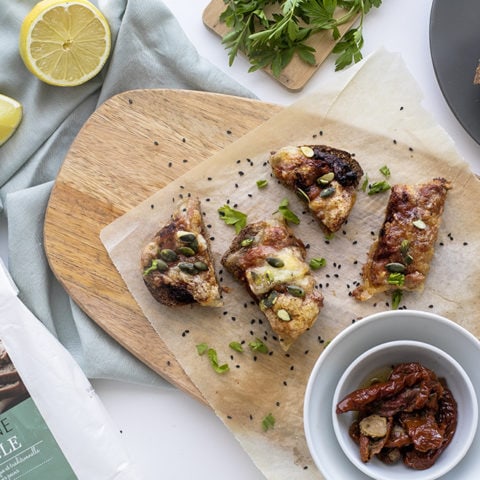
[430,0,480,144]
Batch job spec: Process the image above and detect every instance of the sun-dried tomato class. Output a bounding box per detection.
[336,362,458,470]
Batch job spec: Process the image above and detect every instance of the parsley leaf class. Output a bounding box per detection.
[276,198,300,224]
[229,341,244,353]
[368,181,391,195]
[218,204,247,233]
[207,348,230,374]
[249,338,269,354]
[220,0,383,75]
[309,257,327,270]
[262,413,276,432]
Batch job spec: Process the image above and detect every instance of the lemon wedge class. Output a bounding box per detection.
[19,0,111,87]
[0,94,22,147]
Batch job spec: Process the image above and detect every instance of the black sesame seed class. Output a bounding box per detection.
[238,171,245,176]
[128,98,133,104]
[153,140,159,146]
[168,162,172,167]
[182,138,186,143]
[226,130,232,135]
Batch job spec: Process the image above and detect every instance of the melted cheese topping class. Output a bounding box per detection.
[245,247,309,296]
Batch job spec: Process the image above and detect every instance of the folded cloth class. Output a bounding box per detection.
[0,0,254,386]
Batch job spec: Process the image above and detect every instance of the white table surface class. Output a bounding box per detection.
[12,1,480,479]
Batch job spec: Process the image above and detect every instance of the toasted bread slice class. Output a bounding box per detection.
[270,145,363,234]
[221,218,323,350]
[141,197,222,307]
[353,178,451,301]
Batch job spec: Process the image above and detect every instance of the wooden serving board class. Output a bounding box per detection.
[44,89,281,403]
[203,0,358,91]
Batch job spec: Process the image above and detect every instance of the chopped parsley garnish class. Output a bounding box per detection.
[387,272,405,286]
[309,257,326,270]
[276,198,300,225]
[218,204,247,233]
[262,413,275,432]
[361,175,369,192]
[256,179,268,189]
[379,165,391,178]
[197,343,229,373]
[196,343,209,355]
[248,338,269,354]
[368,181,391,195]
[207,348,230,374]
[229,341,244,353]
[391,289,402,310]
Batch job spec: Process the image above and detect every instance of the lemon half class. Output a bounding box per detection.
[19,0,111,87]
[0,95,23,147]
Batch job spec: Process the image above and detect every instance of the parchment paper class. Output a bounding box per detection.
[101,50,480,479]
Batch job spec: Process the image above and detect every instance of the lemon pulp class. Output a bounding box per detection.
[19,0,111,87]
[0,94,22,146]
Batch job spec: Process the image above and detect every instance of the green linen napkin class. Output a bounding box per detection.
[0,0,254,385]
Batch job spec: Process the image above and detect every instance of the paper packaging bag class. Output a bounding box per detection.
[0,261,139,479]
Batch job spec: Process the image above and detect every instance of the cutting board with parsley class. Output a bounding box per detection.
[202,0,382,90]
[44,89,281,402]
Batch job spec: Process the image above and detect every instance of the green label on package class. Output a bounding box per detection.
[0,398,76,479]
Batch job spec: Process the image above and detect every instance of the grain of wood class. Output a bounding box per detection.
[44,89,281,402]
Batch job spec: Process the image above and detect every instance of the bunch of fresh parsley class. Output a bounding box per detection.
[219,0,383,76]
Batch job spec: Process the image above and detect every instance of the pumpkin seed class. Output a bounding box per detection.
[194,261,208,271]
[266,257,284,268]
[178,232,196,243]
[262,290,279,309]
[385,262,406,273]
[296,188,310,203]
[317,172,335,185]
[178,262,197,274]
[413,219,426,230]
[320,186,335,198]
[241,237,254,247]
[287,285,305,297]
[177,246,196,257]
[160,249,178,262]
[276,309,291,322]
[300,146,314,158]
[143,259,168,275]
